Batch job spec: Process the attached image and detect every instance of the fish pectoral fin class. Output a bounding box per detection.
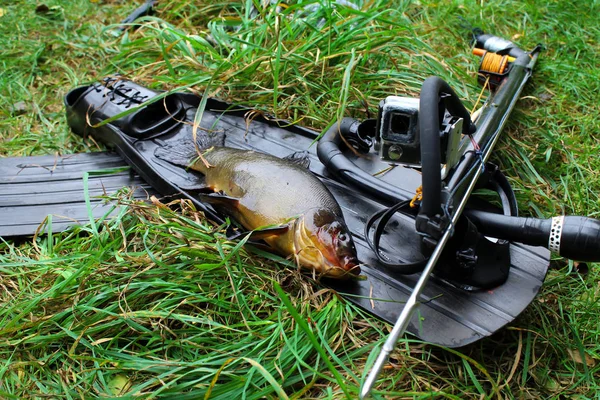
[228,225,290,241]
[197,192,240,208]
[179,184,211,192]
[283,151,311,169]
[250,225,290,240]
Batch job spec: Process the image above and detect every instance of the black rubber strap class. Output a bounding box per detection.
[489,166,518,216]
[364,200,427,274]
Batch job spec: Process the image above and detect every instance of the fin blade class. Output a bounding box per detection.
[179,185,211,192]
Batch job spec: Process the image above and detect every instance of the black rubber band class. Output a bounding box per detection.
[364,200,427,274]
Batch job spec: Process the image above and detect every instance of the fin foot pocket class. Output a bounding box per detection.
[126,94,185,139]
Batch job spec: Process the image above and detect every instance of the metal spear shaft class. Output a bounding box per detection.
[359,160,485,399]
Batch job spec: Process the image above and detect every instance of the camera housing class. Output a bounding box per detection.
[375,96,421,166]
[375,95,465,177]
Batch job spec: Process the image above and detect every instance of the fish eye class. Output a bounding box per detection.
[338,233,348,242]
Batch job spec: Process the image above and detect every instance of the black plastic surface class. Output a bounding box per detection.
[42,82,551,347]
[0,152,156,238]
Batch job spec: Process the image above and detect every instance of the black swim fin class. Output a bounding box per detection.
[57,78,550,348]
[0,152,156,238]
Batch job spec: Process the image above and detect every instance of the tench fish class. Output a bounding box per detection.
[155,140,361,278]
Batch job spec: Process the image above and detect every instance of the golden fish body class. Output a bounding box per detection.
[177,146,360,277]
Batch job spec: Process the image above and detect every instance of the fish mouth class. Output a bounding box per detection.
[318,262,361,279]
[342,256,362,275]
[293,218,361,278]
[297,251,362,278]
[320,256,361,278]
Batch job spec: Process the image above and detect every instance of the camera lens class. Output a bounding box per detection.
[390,113,411,134]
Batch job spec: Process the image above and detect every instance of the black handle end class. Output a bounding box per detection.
[557,216,600,262]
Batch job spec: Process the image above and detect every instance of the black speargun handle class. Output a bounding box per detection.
[417,77,476,234]
[464,210,600,262]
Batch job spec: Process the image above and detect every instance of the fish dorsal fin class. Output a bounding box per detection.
[283,151,311,169]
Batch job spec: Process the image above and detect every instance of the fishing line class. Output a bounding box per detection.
[480,51,510,74]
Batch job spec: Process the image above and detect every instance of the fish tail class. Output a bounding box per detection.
[193,129,226,150]
[208,130,227,147]
[154,131,226,168]
[154,139,198,168]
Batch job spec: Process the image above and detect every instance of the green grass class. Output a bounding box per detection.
[1,0,599,398]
